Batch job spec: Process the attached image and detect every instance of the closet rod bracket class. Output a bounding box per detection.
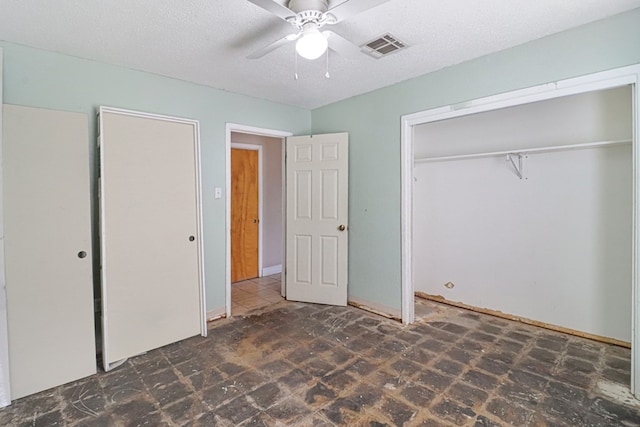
[506,153,525,179]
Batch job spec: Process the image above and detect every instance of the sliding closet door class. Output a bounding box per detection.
[4,104,95,399]
[99,107,205,370]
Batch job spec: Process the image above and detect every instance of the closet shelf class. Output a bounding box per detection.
[414,139,632,163]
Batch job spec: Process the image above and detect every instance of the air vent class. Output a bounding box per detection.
[361,33,407,58]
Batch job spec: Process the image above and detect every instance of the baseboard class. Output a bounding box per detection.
[415,292,631,348]
[262,264,282,276]
[348,296,401,322]
[206,307,227,322]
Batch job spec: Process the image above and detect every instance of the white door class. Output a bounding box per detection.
[286,133,348,305]
[99,107,205,371]
[4,105,96,399]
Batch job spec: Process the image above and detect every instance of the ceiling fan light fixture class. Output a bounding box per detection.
[295,27,328,60]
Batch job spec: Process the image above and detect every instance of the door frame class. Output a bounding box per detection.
[230,142,263,281]
[400,64,640,397]
[225,124,292,317]
[0,47,12,407]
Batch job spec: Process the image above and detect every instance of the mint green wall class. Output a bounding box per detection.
[0,41,311,312]
[3,7,640,317]
[311,9,640,312]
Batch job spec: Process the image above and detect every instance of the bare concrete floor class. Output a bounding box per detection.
[1,298,638,426]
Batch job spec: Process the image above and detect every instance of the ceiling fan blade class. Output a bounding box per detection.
[247,34,297,59]
[328,0,391,23]
[247,0,296,20]
[325,31,361,58]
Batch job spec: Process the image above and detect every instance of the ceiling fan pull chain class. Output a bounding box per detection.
[294,48,299,80]
[325,49,330,79]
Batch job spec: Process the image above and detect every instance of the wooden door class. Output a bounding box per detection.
[231,148,259,282]
[3,105,96,398]
[285,133,348,306]
[99,107,205,371]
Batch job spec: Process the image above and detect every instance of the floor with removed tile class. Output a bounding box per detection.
[1,298,639,426]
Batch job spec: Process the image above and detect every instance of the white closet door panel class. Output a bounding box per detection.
[100,109,203,367]
[3,104,95,399]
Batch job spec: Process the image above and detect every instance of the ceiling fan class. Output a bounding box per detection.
[247,0,390,60]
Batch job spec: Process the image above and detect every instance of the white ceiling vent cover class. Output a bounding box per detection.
[361,33,407,58]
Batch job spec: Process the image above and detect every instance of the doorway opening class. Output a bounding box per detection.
[225,124,292,317]
[400,65,640,397]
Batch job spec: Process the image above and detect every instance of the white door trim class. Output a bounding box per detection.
[0,47,12,407]
[400,64,640,398]
[225,124,292,317]
[230,142,264,280]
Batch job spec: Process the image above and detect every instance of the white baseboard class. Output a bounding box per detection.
[262,264,282,277]
[206,307,226,322]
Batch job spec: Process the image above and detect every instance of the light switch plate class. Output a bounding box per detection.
[214,187,222,199]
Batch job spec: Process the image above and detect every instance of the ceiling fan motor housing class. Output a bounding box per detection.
[288,0,329,14]
[287,0,335,28]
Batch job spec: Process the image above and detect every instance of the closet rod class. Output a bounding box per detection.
[414,139,632,163]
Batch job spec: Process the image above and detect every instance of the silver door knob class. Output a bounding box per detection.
[338,225,346,231]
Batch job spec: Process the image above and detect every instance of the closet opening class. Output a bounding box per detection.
[400,65,640,399]
[413,86,632,343]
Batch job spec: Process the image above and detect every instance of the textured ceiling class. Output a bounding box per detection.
[0,0,639,109]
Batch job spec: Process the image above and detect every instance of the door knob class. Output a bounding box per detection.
[338,225,346,231]
[189,235,195,242]
[77,251,87,259]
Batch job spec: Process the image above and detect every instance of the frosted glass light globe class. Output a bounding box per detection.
[296,28,328,60]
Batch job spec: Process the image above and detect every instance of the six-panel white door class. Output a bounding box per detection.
[286,133,348,306]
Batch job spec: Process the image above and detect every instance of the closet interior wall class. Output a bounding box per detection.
[413,86,633,342]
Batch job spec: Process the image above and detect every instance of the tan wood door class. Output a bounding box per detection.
[285,133,349,305]
[231,148,259,282]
